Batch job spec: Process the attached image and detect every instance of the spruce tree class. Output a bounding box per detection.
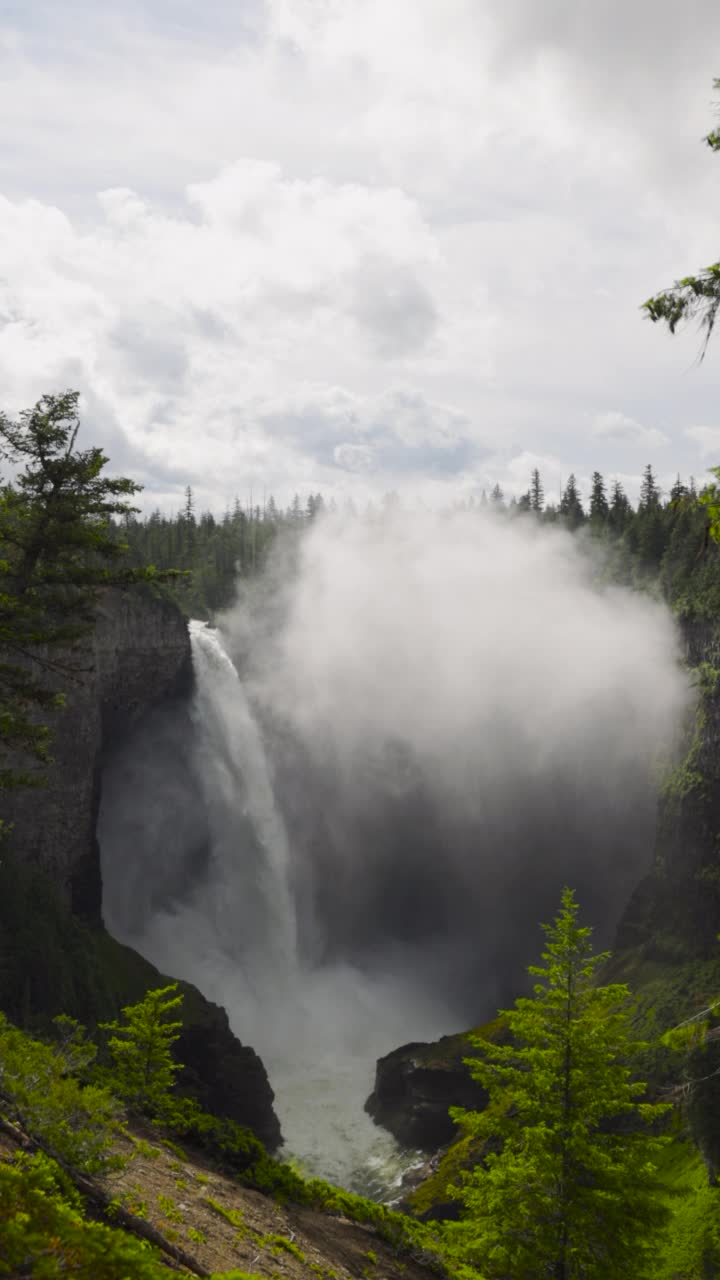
[609,479,631,532]
[0,392,149,789]
[559,474,585,529]
[530,468,544,513]
[100,984,184,1112]
[589,471,609,525]
[444,889,670,1280]
[639,463,661,512]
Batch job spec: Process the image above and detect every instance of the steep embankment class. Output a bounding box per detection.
[0,588,280,1149]
[0,1116,443,1280]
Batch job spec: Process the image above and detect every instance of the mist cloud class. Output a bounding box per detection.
[100,512,689,1183]
[220,509,689,990]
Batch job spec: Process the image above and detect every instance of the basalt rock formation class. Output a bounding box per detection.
[365,1030,488,1151]
[0,587,281,1151]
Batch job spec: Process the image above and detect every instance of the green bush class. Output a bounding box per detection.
[0,1012,122,1174]
[0,1152,165,1279]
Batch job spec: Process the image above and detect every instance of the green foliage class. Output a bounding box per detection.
[100,983,184,1111]
[261,1231,307,1261]
[654,1139,720,1280]
[443,889,671,1280]
[208,1274,267,1280]
[642,77,720,366]
[660,704,706,803]
[699,466,720,546]
[119,494,285,617]
[158,1094,439,1259]
[204,1195,248,1228]
[157,1190,184,1223]
[0,1152,165,1279]
[644,261,720,353]
[0,1012,122,1175]
[0,391,160,789]
[642,78,720,548]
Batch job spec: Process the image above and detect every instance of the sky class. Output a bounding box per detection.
[1,0,720,511]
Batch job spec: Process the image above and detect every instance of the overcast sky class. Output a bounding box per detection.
[1,0,720,510]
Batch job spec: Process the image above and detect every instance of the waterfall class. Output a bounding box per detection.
[101,619,449,1193]
[187,620,298,981]
[99,511,691,1194]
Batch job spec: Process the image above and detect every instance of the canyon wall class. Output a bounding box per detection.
[1,588,281,1150]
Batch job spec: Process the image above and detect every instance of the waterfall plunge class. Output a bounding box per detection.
[101,620,452,1192]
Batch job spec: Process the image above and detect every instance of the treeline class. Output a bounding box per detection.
[485,463,720,617]
[117,487,328,615]
[118,463,720,620]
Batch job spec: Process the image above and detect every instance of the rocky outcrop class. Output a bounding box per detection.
[365,1030,488,1150]
[1,587,282,1151]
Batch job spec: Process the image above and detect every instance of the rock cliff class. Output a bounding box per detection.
[5,587,192,917]
[365,1030,488,1151]
[1,587,281,1150]
[615,617,720,960]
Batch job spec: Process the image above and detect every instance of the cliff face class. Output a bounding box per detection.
[5,588,192,918]
[615,618,720,959]
[1,588,281,1150]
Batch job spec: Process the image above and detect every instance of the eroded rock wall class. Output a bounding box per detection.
[1,588,282,1150]
[5,588,191,916]
[616,618,720,958]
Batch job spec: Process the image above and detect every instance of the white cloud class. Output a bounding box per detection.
[333,443,376,473]
[592,411,670,449]
[684,425,720,459]
[1,0,720,505]
[0,166,473,504]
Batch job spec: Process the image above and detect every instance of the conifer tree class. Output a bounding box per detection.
[530,468,544,513]
[669,474,689,505]
[444,889,670,1280]
[589,471,609,525]
[0,392,150,789]
[644,77,720,355]
[100,984,184,1112]
[559,474,585,529]
[609,479,631,532]
[639,463,661,512]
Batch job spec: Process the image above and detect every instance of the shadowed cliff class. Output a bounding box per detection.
[0,587,281,1150]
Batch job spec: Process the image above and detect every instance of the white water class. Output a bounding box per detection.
[104,620,453,1192]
